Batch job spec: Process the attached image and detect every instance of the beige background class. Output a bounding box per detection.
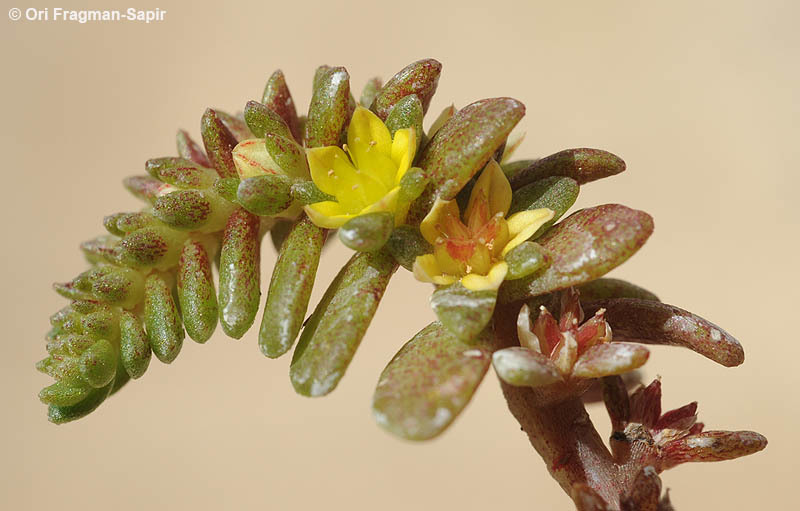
[2,0,798,509]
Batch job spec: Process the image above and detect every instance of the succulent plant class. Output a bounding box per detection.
[36,58,766,509]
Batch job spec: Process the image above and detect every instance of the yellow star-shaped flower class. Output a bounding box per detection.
[303,106,417,229]
[413,160,554,291]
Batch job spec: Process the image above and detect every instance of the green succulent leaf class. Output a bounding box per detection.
[177,240,218,343]
[201,108,239,179]
[290,249,397,397]
[260,216,325,358]
[338,212,394,252]
[372,321,493,441]
[144,272,184,363]
[261,69,302,142]
[430,283,496,343]
[384,94,424,148]
[504,241,550,280]
[492,347,561,388]
[176,129,211,167]
[218,208,261,339]
[359,76,382,107]
[145,157,217,189]
[236,174,293,216]
[499,204,654,304]
[290,180,335,205]
[244,100,294,140]
[48,379,115,425]
[508,176,580,238]
[119,310,151,379]
[409,97,525,223]
[582,299,744,367]
[576,278,659,302]
[372,58,441,119]
[305,66,351,148]
[507,148,626,189]
[384,225,432,271]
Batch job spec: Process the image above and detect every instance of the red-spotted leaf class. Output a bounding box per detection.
[499,205,654,304]
[372,322,493,441]
[290,250,397,397]
[582,299,745,367]
[408,97,525,223]
[661,431,767,469]
[577,278,659,303]
[372,58,441,119]
[507,148,626,190]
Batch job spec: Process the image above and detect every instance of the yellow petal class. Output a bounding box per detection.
[390,127,417,183]
[427,104,456,139]
[501,208,555,256]
[466,159,512,219]
[307,146,356,196]
[461,262,508,291]
[432,275,459,286]
[361,187,400,216]
[420,198,461,245]
[233,139,280,179]
[304,201,353,229]
[347,106,392,164]
[412,254,442,284]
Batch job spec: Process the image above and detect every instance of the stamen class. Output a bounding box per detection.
[352,184,359,190]
[328,169,335,176]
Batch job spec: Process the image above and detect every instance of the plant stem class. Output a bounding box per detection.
[500,385,622,508]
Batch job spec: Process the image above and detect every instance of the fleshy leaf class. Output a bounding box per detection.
[218,208,261,339]
[372,58,441,119]
[201,108,239,179]
[338,212,394,252]
[504,241,550,280]
[236,174,293,216]
[243,100,294,140]
[359,77,382,107]
[259,216,325,358]
[176,129,211,167]
[430,283,496,343]
[492,347,561,388]
[290,250,397,397]
[290,180,335,205]
[384,94,424,148]
[385,225,432,271]
[153,190,212,230]
[577,278,659,302]
[372,321,493,441]
[582,299,744,367]
[661,431,767,468]
[506,148,626,189]
[177,240,218,343]
[409,98,525,223]
[305,66,351,148]
[261,70,302,141]
[119,310,151,378]
[144,272,184,363]
[499,205,654,303]
[48,379,115,425]
[572,343,650,378]
[508,176,579,237]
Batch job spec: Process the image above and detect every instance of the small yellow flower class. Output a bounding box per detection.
[413,160,554,291]
[303,106,417,229]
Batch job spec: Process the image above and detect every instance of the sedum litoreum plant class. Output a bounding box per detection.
[37,59,766,510]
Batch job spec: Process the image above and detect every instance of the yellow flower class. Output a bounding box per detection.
[413,160,554,291]
[303,106,417,229]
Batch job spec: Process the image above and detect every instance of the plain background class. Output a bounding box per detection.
[2,0,798,509]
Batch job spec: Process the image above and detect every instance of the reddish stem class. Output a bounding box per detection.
[500,385,623,508]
